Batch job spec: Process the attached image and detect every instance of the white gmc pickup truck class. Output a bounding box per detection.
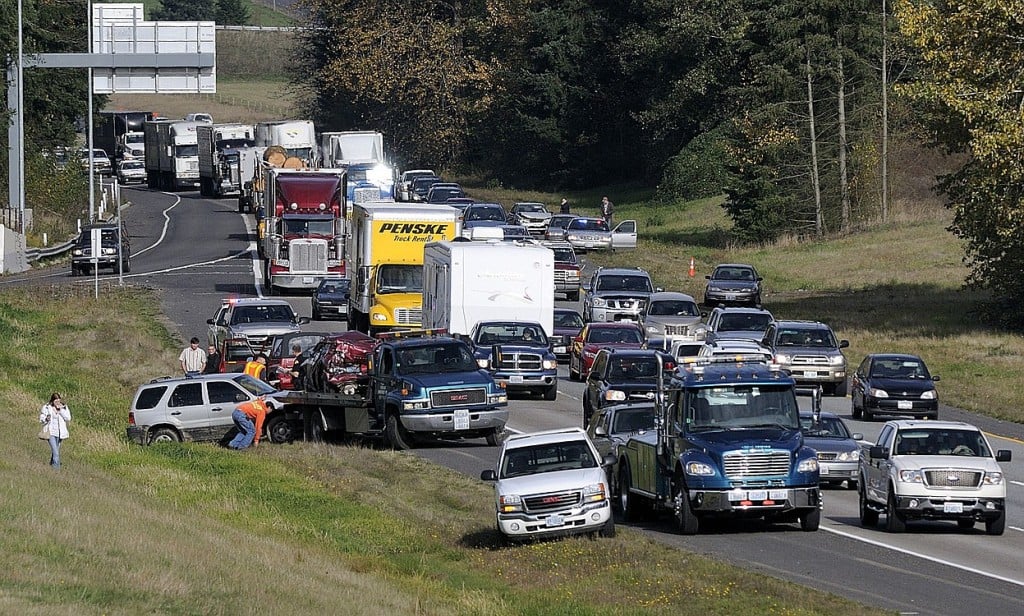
[858,420,1011,535]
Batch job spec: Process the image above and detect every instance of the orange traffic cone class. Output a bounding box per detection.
[688,257,696,277]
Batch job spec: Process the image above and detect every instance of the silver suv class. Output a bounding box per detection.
[584,267,658,323]
[207,298,310,351]
[126,373,285,445]
[642,291,706,344]
[480,427,616,542]
[761,320,849,396]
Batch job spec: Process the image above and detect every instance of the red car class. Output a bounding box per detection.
[267,332,330,390]
[569,322,645,381]
[301,331,378,395]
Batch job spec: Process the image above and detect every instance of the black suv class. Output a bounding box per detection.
[582,348,669,428]
[703,263,763,307]
[70,222,130,276]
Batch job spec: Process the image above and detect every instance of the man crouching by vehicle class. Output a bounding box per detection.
[229,396,269,450]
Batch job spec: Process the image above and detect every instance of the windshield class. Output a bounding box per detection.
[568,219,609,232]
[230,305,296,324]
[397,343,476,374]
[233,374,277,395]
[800,416,851,438]
[270,334,324,359]
[552,248,576,263]
[893,428,991,457]
[377,264,422,294]
[554,311,584,328]
[776,328,838,348]
[612,408,657,433]
[466,206,506,222]
[712,266,756,281]
[648,300,699,317]
[282,218,335,236]
[609,356,660,380]
[719,313,772,332]
[218,138,255,149]
[174,145,198,157]
[124,133,144,144]
[475,323,548,346]
[686,385,800,430]
[500,440,598,478]
[869,358,930,380]
[121,161,144,170]
[596,275,653,292]
[518,204,546,213]
[285,147,313,160]
[317,279,350,295]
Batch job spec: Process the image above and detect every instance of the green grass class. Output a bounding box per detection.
[0,285,884,615]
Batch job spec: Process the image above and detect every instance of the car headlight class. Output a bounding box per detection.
[828,355,846,366]
[774,353,791,364]
[920,390,936,400]
[583,483,607,502]
[102,247,116,255]
[836,450,860,462]
[646,325,660,334]
[899,469,924,483]
[371,313,387,321]
[476,358,490,369]
[542,359,557,370]
[499,494,524,513]
[592,297,607,307]
[72,249,83,256]
[603,390,627,402]
[983,471,1004,485]
[868,387,888,398]
[685,461,716,476]
[798,457,819,473]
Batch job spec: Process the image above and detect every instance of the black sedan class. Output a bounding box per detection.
[311,278,350,321]
[799,411,863,489]
[583,349,670,428]
[850,353,940,421]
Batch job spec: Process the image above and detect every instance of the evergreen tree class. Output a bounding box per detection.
[152,0,214,21]
[215,0,250,26]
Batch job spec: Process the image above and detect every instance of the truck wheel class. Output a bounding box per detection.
[597,518,616,538]
[568,359,580,382]
[238,199,245,213]
[985,511,1006,535]
[673,478,700,535]
[885,486,906,532]
[70,265,79,277]
[543,383,557,401]
[123,257,131,273]
[863,407,874,421]
[385,414,414,450]
[619,464,646,522]
[858,481,879,527]
[851,399,862,419]
[485,428,505,447]
[149,428,180,444]
[799,508,821,531]
[567,290,580,302]
[266,414,296,444]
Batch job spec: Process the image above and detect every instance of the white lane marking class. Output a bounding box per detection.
[1010,481,1024,488]
[133,192,183,257]
[820,525,1024,587]
[1010,526,1024,533]
[240,213,265,298]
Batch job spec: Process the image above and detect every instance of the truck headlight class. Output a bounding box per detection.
[582,483,607,502]
[685,461,716,476]
[899,469,924,483]
[835,450,860,462]
[920,390,936,400]
[646,325,660,334]
[798,457,819,473]
[499,494,524,513]
[983,471,1004,485]
[868,387,888,398]
[592,297,607,307]
[829,355,846,366]
[542,359,557,370]
[774,353,791,364]
[72,249,83,256]
[372,313,387,321]
[476,358,490,369]
[102,247,117,255]
[604,390,627,402]
[567,272,580,281]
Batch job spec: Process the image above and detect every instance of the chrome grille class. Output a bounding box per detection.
[523,490,582,513]
[353,187,381,203]
[816,452,838,461]
[290,241,328,272]
[554,270,568,283]
[792,355,830,365]
[430,388,486,408]
[665,324,689,336]
[924,470,983,488]
[723,451,791,478]
[394,307,422,325]
[496,352,543,371]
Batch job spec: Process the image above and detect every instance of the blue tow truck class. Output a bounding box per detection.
[617,356,822,533]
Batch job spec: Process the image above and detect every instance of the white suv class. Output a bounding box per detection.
[480,428,616,542]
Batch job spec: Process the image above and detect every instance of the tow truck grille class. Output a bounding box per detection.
[430,387,486,408]
[723,451,790,478]
[495,352,543,371]
[394,307,421,325]
[524,490,581,513]
[290,241,327,272]
[924,470,983,488]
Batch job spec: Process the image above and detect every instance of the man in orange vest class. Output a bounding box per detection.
[228,396,270,450]
[243,354,268,381]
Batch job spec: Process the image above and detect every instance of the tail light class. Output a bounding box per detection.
[128,412,136,426]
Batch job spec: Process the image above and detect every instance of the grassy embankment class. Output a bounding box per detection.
[0,285,881,615]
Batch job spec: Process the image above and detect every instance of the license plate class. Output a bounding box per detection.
[545,515,564,527]
[898,400,912,410]
[453,409,470,430]
[820,465,830,475]
[509,375,524,384]
[747,490,768,501]
[553,346,566,354]
[943,502,964,514]
[725,294,736,300]
[302,276,314,284]
[769,490,788,500]
[804,371,818,378]
[727,489,746,501]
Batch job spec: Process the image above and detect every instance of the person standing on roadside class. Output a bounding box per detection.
[600,196,614,228]
[179,337,206,378]
[560,198,570,215]
[228,396,270,450]
[204,344,221,374]
[39,393,71,469]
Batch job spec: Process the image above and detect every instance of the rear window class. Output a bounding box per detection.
[134,386,167,410]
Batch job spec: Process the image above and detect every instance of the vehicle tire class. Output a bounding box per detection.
[863,407,874,421]
[673,477,700,535]
[833,378,848,397]
[123,258,131,273]
[238,198,245,213]
[859,481,879,527]
[851,398,862,419]
[598,518,616,538]
[799,507,821,531]
[385,414,414,450]
[885,485,906,532]
[149,427,180,444]
[70,265,79,277]
[266,414,296,444]
[985,511,1006,536]
[567,290,580,302]
[312,307,321,321]
[927,412,939,420]
[543,383,557,401]
[846,479,858,491]
[568,358,580,382]
[619,464,646,522]
[957,518,975,530]
[485,428,505,447]
[582,396,593,428]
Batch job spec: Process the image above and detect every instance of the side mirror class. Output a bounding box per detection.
[602,453,617,467]
[594,425,607,436]
[839,340,850,349]
[851,433,864,441]
[704,275,711,280]
[757,276,764,281]
[655,287,664,292]
[932,375,941,382]
[995,450,1012,462]
[869,446,886,460]
[297,317,311,325]
[480,469,498,481]
[207,318,215,325]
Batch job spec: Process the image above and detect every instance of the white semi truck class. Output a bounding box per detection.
[143,120,203,191]
[255,120,317,167]
[319,131,395,203]
[197,123,256,198]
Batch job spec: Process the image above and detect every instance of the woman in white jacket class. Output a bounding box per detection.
[39,393,71,469]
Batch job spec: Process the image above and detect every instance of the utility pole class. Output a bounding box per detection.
[881,0,889,223]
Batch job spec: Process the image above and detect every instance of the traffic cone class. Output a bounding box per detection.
[688,257,696,277]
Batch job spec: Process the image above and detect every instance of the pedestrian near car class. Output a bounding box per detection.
[228,396,270,450]
[39,393,71,469]
[288,343,307,385]
[203,344,221,374]
[179,337,206,377]
[560,198,570,214]
[243,354,268,381]
[600,196,614,228]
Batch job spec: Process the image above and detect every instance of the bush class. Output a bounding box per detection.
[657,130,730,201]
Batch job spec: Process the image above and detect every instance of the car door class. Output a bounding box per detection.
[206,379,250,436]
[585,351,608,414]
[866,424,895,501]
[610,220,638,249]
[166,381,213,440]
[208,305,228,347]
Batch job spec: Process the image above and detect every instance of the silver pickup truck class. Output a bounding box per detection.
[858,419,1011,535]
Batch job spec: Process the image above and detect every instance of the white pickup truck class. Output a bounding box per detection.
[858,420,1011,535]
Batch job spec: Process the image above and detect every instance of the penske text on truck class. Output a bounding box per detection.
[347,203,462,335]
